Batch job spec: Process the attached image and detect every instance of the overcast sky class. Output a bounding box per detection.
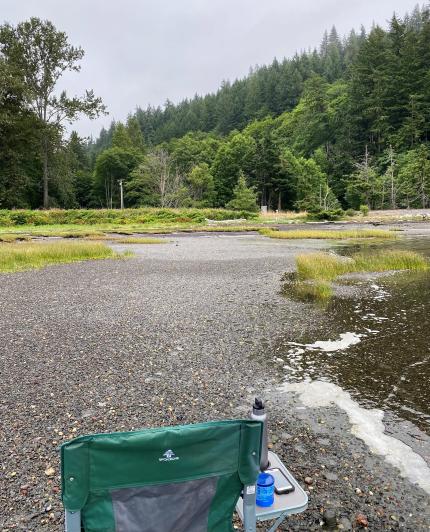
[2,0,421,138]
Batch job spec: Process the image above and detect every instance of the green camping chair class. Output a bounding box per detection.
[61,419,263,532]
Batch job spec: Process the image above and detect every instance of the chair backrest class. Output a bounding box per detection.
[61,419,262,532]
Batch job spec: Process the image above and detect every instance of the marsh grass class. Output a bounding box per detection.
[0,234,31,243]
[260,228,397,240]
[297,250,429,281]
[0,241,121,273]
[284,250,429,302]
[0,223,264,239]
[114,237,166,244]
[284,279,333,301]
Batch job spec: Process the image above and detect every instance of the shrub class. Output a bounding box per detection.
[359,205,369,216]
[307,208,345,221]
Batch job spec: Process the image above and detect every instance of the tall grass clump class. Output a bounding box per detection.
[296,252,353,281]
[0,241,120,273]
[296,250,428,282]
[261,228,397,240]
[285,250,429,302]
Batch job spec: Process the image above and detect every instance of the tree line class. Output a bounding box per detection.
[1,6,430,212]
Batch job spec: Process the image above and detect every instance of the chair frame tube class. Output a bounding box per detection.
[65,509,81,532]
[242,484,257,532]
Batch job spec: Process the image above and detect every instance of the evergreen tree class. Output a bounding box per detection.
[226,171,258,211]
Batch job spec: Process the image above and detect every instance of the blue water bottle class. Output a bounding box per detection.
[256,472,275,507]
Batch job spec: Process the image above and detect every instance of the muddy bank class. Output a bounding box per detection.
[0,228,429,530]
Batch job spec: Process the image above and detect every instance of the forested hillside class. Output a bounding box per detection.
[1,6,430,212]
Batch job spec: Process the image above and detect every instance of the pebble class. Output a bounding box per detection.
[356,513,369,527]
[338,517,352,530]
[323,509,337,527]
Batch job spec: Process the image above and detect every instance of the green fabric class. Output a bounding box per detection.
[61,419,262,531]
[207,473,242,531]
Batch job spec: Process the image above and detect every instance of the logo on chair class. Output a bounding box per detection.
[159,449,179,462]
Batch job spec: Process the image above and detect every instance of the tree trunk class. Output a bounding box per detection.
[277,191,282,211]
[42,137,49,209]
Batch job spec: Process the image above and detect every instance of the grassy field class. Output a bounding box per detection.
[260,228,397,240]
[0,241,122,273]
[284,250,429,301]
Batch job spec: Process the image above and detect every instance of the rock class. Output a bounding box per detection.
[304,476,313,485]
[355,487,362,495]
[81,408,96,418]
[44,466,55,477]
[20,485,30,496]
[338,517,352,530]
[356,513,368,527]
[324,471,338,481]
[323,509,337,527]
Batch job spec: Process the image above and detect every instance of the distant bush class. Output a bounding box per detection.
[359,205,369,216]
[345,208,357,217]
[306,208,345,221]
[0,208,257,227]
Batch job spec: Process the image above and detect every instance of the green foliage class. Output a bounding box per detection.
[94,147,142,208]
[0,208,256,227]
[186,163,215,207]
[397,145,430,208]
[2,7,430,212]
[307,208,345,221]
[226,172,258,212]
[359,204,369,216]
[0,18,105,208]
[212,133,256,206]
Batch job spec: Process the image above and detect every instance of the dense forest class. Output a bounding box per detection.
[1,6,430,212]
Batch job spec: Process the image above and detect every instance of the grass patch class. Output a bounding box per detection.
[114,237,166,244]
[297,250,429,281]
[256,211,308,224]
[285,279,333,301]
[0,241,122,273]
[186,225,261,233]
[284,249,429,302]
[260,228,397,240]
[0,233,31,242]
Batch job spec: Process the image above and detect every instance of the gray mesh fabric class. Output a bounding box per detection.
[111,476,219,532]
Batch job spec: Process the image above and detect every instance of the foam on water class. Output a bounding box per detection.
[282,380,430,494]
[288,331,363,353]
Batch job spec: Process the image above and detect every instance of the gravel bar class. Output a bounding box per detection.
[0,232,429,530]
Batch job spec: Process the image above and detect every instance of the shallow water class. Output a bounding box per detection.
[280,236,430,436]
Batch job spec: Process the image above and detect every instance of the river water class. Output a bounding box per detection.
[279,236,430,441]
